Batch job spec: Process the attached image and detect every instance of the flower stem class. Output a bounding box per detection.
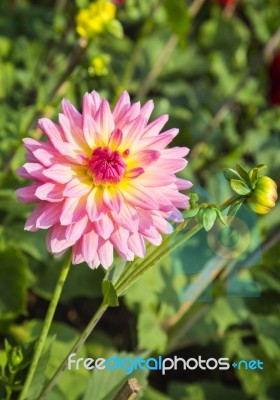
[116,223,203,295]
[19,250,72,400]
[38,302,108,400]
[115,194,239,294]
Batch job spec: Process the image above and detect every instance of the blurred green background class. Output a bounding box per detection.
[0,0,280,399]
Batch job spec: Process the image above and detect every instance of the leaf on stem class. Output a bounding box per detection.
[236,164,251,183]
[102,280,119,307]
[249,168,259,188]
[203,208,217,232]
[230,179,251,195]
[183,207,199,219]
[223,168,243,182]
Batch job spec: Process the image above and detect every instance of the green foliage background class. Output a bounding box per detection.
[0,0,280,399]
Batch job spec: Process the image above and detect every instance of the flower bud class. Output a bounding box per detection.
[10,346,24,368]
[247,176,278,214]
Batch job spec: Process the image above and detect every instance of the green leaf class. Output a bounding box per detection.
[104,258,127,286]
[202,208,217,232]
[0,247,28,320]
[168,381,247,400]
[223,168,243,182]
[102,280,119,307]
[236,164,250,183]
[137,311,168,353]
[33,262,104,302]
[144,386,172,400]
[163,0,191,44]
[183,207,199,219]
[215,208,228,226]
[255,163,267,171]
[106,19,124,39]
[249,168,259,188]
[227,201,244,221]
[23,320,89,400]
[83,352,148,400]
[230,180,251,195]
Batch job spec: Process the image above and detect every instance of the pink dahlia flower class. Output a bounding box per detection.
[16,91,192,269]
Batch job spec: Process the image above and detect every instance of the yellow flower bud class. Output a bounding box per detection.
[247,176,278,214]
[76,0,116,39]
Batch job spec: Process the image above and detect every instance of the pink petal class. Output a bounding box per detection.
[46,225,72,253]
[97,239,114,269]
[81,229,99,264]
[35,182,64,202]
[95,99,114,143]
[60,196,87,225]
[142,115,169,137]
[51,138,82,161]
[36,203,63,229]
[63,177,92,198]
[16,184,40,204]
[111,201,139,233]
[128,233,146,258]
[155,158,187,173]
[151,212,173,234]
[83,114,100,149]
[86,187,105,221]
[164,209,184,222]
[130,149,160,168]
[43,164,78,184]
[33,148,60,167]
[102,187,122,213]
[38,118,65,143]
[61,99,86,148]
[23,138,62,167]
[113,91,130,121]
[110,228,134,261]
[140,100,154,120]
[174,178,193,190]
[25,152,38,163]
[120,184,158,210]
[161,147,190,158]
[65,215,89,242]
[72,240,85,265]
[93,214,114,240]
[159,187,189,209]
[59,113,85,151]
[24,203,45,231]
[82,93,101,148]
[108,128,123,150]
[123,101,141,122]
[138,129,178,150]
[88,257,101,269]
[143,232,162,246]
[137,171,174,187]
[17,163,45,181]
[91,90,102,113]
[121,115,147,149]
[17,167,31,180]
[125,168,144,179]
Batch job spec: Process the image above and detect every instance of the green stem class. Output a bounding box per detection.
[115,194,239,294]
[116,223,203,295]
[19,251,72,400]
[38,302,108,400]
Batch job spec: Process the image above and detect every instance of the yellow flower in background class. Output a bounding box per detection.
[76,0,116,39]
[89,54,111,76]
